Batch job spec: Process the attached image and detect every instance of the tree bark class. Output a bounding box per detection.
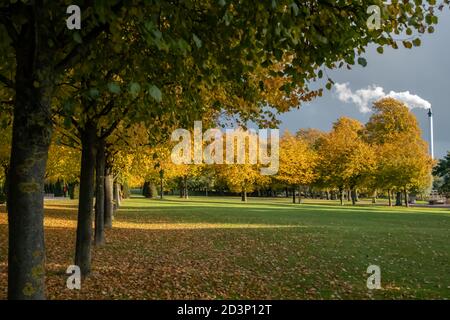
[388,189,392,207]
[94,139,106,246]
[241,189,247,202]
[351,189,357,206]
[7,85,52,300]
[292,187,296,203]
[7,18,55,297]
[183,176,188,199]
[113,182,121,212]
[104,171,113,229]
[75,125,97,276]
[404,189,409,208]
[298,185,302,204]
[339,187,344,206]
[395,192,402,206]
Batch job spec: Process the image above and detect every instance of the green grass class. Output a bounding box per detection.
[112,196,450,299]
[1,196,449,299]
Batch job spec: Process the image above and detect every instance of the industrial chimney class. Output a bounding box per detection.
[428,108,434,160]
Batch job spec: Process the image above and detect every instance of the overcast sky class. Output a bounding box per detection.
[278,9,450,160]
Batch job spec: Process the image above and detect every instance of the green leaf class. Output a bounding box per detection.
[73,32,82,44]
[193,34,202,48]
[63,117,72,129]
[148,85,162,103]
[129,82,141,97]
[376,46,384,54]
[318,70,323,79]
[108,82,121,94]
[89,88,100,99]
[357,57,367,67]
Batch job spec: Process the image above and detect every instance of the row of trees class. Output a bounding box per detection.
[119,98,432,206]
[0,0,445,299]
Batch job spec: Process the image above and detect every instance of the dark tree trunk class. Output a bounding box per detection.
[404,189,409,208]
[2,165,9,210]
[339,187,344,206]
[388,189,392,207]
[113,182,120,212]
[395,192,402,206]
[241,190,247,202]
[292,187,296,203]
[75,125,97,276]
[285,187,289,198]
[7,86,52,300]
[94,140,106,246]
[104,170,113,229]
[7,18,55,298]
[351,189,357,206]
[331,190,337,200]
[183,176,188,199]
[298,185,302,204]
[143,181,158,198]
[179,179,184,198]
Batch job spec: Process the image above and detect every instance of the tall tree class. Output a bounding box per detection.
[317,117,376,205]
[366,98,433,205]
[277,131,317,203]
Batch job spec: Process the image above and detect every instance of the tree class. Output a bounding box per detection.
[277,132,317,203]
[317,118,376,205]
[365,98,433,206]
[433,152,450,196]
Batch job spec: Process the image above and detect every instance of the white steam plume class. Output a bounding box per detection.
[334,83,431,113]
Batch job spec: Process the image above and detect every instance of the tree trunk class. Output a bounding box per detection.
[179,179,184,198]
[388,189,392,207]
[404,189,409,208]
[94,140,106,246]
[7,21,56,297]
[2,165,9,210]
[292,187,296,203]
[75,125,97,276]
[7,87,52,300]
[104,168,113,229]
[351,189,357,206]
[113,182,120,212]
[326,190,330,200]
[183,176,188,199]
[395,192,402,206]
[298,185,302,204]
[241,190,247,202]
[339,187,344,206]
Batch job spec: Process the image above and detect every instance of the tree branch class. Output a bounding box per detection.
[55,23,108,74]
[100,106,130,140]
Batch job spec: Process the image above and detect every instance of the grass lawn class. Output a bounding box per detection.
[0,196,449,299]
